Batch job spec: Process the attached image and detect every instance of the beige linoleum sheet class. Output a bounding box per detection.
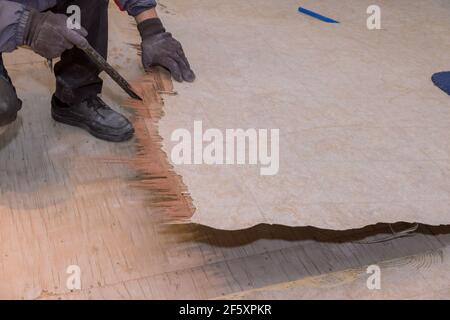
[156,0,450,230]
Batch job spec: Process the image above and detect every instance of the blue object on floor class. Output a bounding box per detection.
[432,71,450,96]
[298,7,339,23]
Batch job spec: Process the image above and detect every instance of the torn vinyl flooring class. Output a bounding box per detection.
[154,0,450,230]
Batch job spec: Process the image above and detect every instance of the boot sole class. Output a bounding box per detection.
[52,109,135,143]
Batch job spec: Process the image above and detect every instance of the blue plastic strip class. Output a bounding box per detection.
[432,72,450,96]
[298,7,339,24]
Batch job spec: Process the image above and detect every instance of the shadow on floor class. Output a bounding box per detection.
[164,221,450,247]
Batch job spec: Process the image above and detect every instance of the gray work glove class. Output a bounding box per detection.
[21,9,88,59]
[138,18,195,82]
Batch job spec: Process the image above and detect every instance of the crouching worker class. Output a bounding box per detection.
[0,0,195,142]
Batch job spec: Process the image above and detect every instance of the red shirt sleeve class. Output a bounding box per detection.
[114,0,125,11]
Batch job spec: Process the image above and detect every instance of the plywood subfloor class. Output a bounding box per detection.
[0,4,449,300]
[222,245,450,300]
[157,0,450,230]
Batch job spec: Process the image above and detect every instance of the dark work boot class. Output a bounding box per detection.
[0,54,22,127]
[51,95,134,142]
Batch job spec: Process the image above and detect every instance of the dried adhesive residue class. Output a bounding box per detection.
[122,70,195,221]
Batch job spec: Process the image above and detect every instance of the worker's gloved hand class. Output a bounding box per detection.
[21,9,88,59]
[138,18,195,82]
